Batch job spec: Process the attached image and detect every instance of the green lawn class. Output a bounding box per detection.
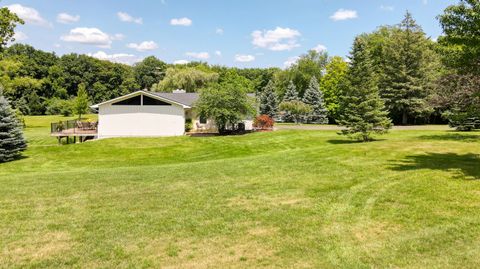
[1,115,480,268]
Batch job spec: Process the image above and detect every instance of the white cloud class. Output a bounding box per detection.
[126,41,158,52]
[216,28,224,34]
[380,5,394,11]
[284,56,300,68]
[88,51,140,65]
[7,4,50,26]
[330,9,358,21]
[312,44,327,52]
[185,52,210,59]
[174,60,189,65]
[215,50,222,56]
[251,27,301,51]
[13,31,28,41]
[170,17,192,26]
[61,27,114,48]
[57,13,80,24]
[117,12,143,24]
[234,54,255,63]
[112,33,125,40]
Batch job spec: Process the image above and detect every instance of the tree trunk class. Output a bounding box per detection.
[402,111,408,125]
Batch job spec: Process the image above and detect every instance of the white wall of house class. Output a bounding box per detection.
[98,103,185,138]
[186,109,253,132]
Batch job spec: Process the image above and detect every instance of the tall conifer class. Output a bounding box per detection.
[338,37,392,141]
[303,77,328,124]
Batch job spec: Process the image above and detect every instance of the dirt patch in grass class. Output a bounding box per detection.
[227,194,311,211]
[140,237,275,268]
[2,231,72,264]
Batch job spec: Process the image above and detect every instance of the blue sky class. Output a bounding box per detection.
[3,0,455,68]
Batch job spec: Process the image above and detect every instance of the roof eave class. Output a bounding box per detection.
[91,90,191,109]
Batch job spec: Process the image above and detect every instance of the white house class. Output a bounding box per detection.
[90,90,254,138]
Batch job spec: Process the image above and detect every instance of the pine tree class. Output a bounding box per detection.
[0,93,27,162]
[338,37,392,142]
[283,80,299,102]
[281,80,299,122]
[302,77,328,124]
[380,11,435,124]
[259,80,278,118]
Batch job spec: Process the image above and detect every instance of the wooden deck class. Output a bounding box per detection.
[50,128,97,137]
[50,120,98,144]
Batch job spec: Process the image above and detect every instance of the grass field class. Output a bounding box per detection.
[1,115,480,268]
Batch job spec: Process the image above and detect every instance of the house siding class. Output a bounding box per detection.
[97,103,185,138]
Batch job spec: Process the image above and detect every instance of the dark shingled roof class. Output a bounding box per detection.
[150,92,255,107]
[150,92,200,107]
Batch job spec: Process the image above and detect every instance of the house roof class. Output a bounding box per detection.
[91,90,256,109]
[150,92,256,107]
[150,92,199,107]
[90,90,191,109]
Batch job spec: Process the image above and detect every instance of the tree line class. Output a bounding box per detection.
[0,1,479,139]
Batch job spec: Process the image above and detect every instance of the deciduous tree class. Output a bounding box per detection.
[320,56,348,119]
[74,83,89,120]
[195,73,255,134]
[0,3,24,51]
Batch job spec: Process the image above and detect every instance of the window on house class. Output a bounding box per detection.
[112,95,141,106]
[199,115,207,124]
[143,95,171,106]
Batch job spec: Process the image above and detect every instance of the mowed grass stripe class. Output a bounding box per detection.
[1,116,480,268]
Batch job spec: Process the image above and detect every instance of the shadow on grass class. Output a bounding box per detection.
[327,138,386,145]
[0,155,28,164]
[390,153,480,180]
[418,133,480,142]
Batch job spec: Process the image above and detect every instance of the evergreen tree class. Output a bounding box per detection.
[281,80,299,122]
[74,83,89,120]
[338,37,392,142]
[0,92,27,162]
[283,80,299,102]
[379,11,436,124]
[259,80,278,118]
[302,77,328,124]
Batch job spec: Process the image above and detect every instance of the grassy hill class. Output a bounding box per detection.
[1,116,480,268]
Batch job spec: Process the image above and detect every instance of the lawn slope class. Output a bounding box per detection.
[1,116,480,268]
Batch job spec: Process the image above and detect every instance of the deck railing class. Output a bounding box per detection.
[51,120,98,135]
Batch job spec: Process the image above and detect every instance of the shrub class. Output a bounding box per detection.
[253,114,274,130]
[185,118,193,132]
[279,101,312,124]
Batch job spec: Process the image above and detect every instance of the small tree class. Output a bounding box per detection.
[303,77,328,124]
[195,76,255,134]
[0,93,27,162]
[338,37,392,142]
[259,80,278,118]
[279,100,312,124]
[282,80,299,122]
[74,83,89,120]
